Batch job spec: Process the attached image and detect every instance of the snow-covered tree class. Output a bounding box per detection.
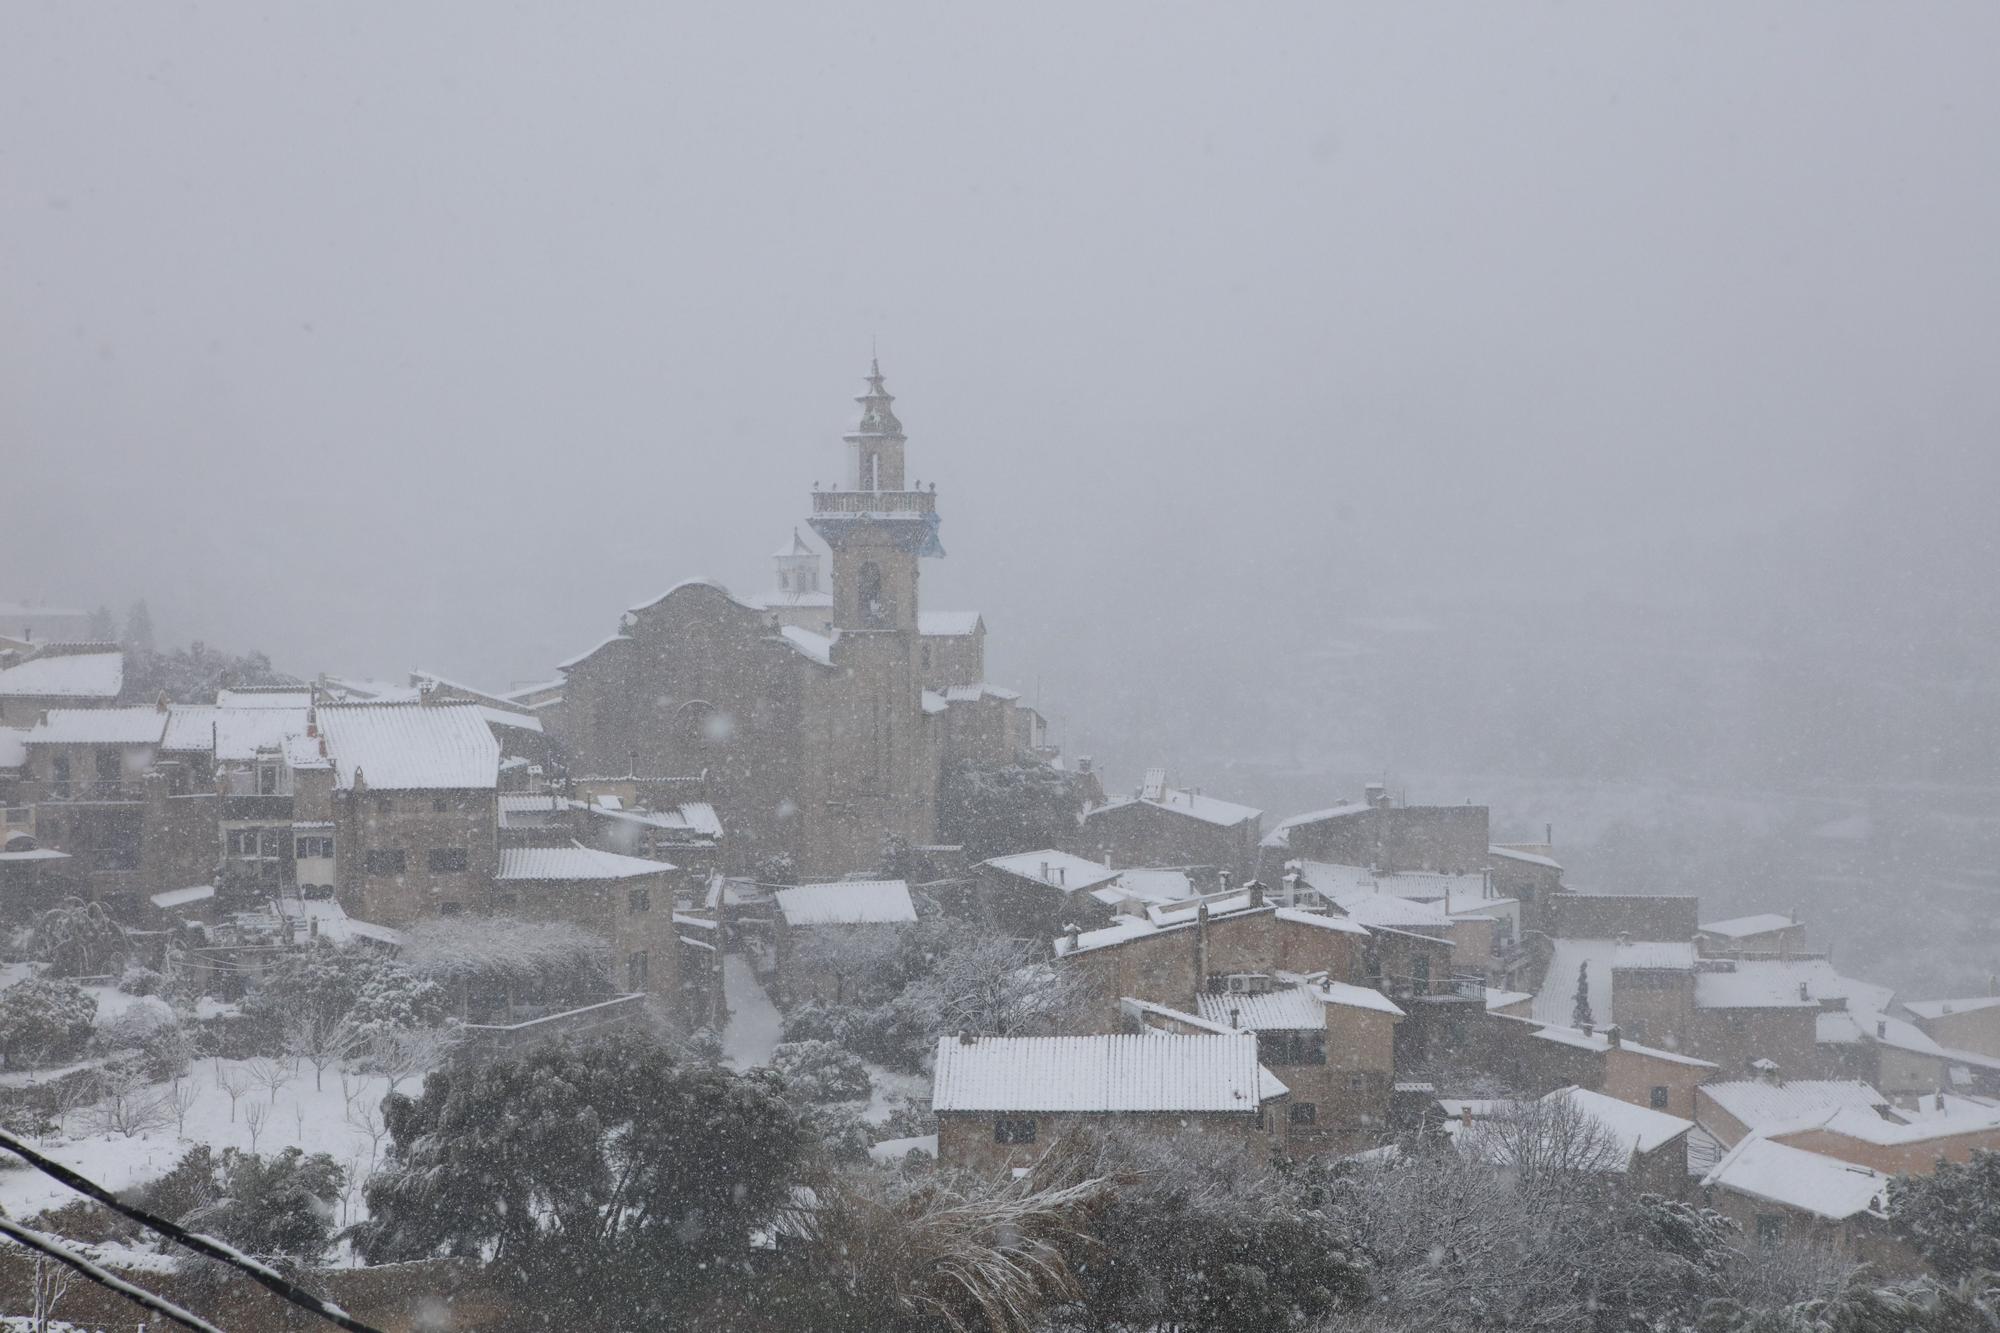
[902,933,1092,1041]
[1886,1147,2000,1280]
[0,977,96,1067]
[29,897,128,978]
[1571,959,1594,1028]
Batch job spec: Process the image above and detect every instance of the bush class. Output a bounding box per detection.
[30,899,129,978]
[0,978,97,1067]
[801,1103,873,1165]
[94,997,178,1052]
[873,1094,938,1142]
[117,964,167,997]
[770,1040,872,1105]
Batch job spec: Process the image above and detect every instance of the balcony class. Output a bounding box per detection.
[810,489,936,515]
[40,781,144,803]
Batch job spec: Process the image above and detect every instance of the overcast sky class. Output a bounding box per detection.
[5,3,1997,771]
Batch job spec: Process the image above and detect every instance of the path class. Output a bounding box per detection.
[720,953,783,1070]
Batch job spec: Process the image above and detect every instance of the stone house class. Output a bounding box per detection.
[0,645,124,727]
[1260,787,1488,883]
[1188,976,1404,1154]
[1696,913,1807,957]
[1080,770,1262,882]
[303,700,503,927]
[1480,1012,1718,1121]
[770,879,919,1005]
[930,1032,1289,1173]
[1448,1086,1694,1199]
[1486,844,1565,938]
[1905,995,2000,1060]
[916,611,986,690]
[976,849,1123,939]
[492,843,682,1004]
[1698,1135,1912,1270]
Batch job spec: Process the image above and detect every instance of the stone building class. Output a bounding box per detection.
[0,644,123,726]
[548,363,1053,881]
[931,1032,1288,1172]
[1080,769,1262,882]
[1260,786,1488,883]
[491,843,682,1003]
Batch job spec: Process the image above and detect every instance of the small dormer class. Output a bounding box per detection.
[773,529,822,595]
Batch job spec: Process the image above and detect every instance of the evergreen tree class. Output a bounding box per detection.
[122,598,155,653]
[1572,960,1595,1027]
[86,604,116,641]
[1885,1148,2000,1279]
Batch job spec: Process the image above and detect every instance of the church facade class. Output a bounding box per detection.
[547,363,1048,879]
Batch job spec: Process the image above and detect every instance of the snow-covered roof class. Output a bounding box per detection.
[316,702,501,791]
[749,589,834,610]
[1053,916,1165,957]
[920,690,948,716]
[161,705,310,759]
[1318,978,1407,1016]
[1331,889,1451,932]
[1804,1095,2000,1147]
[1906,996,2000,1021]
[276,897,403,948]
[1119,997,1239,1036]
[501,678,566,703]
[626,577,759,615]
[1197,985,1324,1031]
[1484,989,1534,1012]
[776,879,918,927]
[0,727,28,769]
[557,634,632,671]
[498,842,676,882]
[27,707,167,746]
[1702,1136,1887,1221]
[149,884,216,909]
[283,733,331,771]
[1530,1022,1717,1067]
[1107,868,1194,905]
[1544,1086,1693,1158]
[1816,1010,1945,1057]
[0,650,123,700]
[1698,913,1799,939]
[0,846,69,863]
[1489,845,1562,871]
[918,611,983,637]
[1699,1079,1888,1132]
[931,1034,1283,1113]
[1533,939,1623,1027]
[215,688,313,709]
[982,850,1121,894]
[1088,787,1262,829]
[942,682,1021,703]
[1613,941,1697,970]
[1271,906,1371,937]
[779,626,836,667]
[1695,959,1891,1013]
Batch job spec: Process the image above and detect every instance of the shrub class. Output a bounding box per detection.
[770,1040,872,1105]
[94,997,178,1053]
[29,899,129,978]
[0,978,97,1067]
[116,964,167,997]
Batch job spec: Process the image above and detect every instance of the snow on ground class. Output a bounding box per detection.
[862,1064,929,1125]
[867,1133,937,1162]
[0,1056,420,1244]
[720,953,783,1070]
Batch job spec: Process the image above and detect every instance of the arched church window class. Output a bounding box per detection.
[676,699,719,748]
[859,562,888,627]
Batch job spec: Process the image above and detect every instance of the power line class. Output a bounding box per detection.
[0,1215,228,1333]
[0,1127,388,1333]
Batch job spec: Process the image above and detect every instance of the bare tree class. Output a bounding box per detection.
[48,1073,98,1139]
[345,1095,388,1172]
[28,1253,72,1333]
[216,1065,251,1122]
[283,1009,363,1092]
[1469,1090,1626,1206]
[248,1055,291,1105]
[171,1077,201,1138]
[243,1098,267,1152]
[89,1068,173,1138]
[293,1099,307,1143]
[364,1025,457,1098]
[904,935,1091,1038]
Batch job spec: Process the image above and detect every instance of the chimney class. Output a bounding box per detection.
[1229,1007,1240,1029]
[1196,900,1211,987]
[1580,1021,1593,1037]
[1040,860,1051,883]
[1617,931,1631,948]
[1937,1091,1947,1112]
[1876,1018,1888,1039]
[1460,1105,1472,1130]
[957,1028,974,1046]
[1605,1025,1621,1048]
[1064,922,1081,951]
[1248,879,1264,908]
[1057,865,1066,888]
[1800,982,1811,1002]
[1219,870,1232,896]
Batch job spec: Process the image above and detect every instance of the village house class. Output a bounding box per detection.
[1905,994,2000,1062]
[770,878,919,1006]
[1698,1134,1910,1268]
[1259,785,1489,884]
[1445,1086,1695,1198]
[0,643,125,727]
[1479,1012,1719,1120]
[975,849,1123,938]
[1697,913,1807,957]
[1080,769,1262,882]
[491,843,682,1004]
[930,1032,1289,1172]
[1486,843,1566,937]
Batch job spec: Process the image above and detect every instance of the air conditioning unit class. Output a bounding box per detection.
[1225,973,1274,995]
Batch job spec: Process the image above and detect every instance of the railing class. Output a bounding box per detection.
[40,781,144,802]
[811,489,936,515]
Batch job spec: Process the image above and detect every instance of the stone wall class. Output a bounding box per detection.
[1080,802,1259,881]
[338,785,498,926]
[937,1107,1277,1173]
[1550,894,1700,940]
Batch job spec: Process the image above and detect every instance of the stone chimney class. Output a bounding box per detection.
[1247,879,1264,908]
[1228,1007,1240,1030]
[1605,1024,1621,1048]
[1800,982,1811,1003]
[957,1028,975,1046]
[1876,1018,1888,1039]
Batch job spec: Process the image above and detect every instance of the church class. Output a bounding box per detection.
[546,362,1052,879]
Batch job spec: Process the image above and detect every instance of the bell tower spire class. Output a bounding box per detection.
[845,357,907,492]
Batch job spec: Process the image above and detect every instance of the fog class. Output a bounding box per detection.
[7,5,1999,975]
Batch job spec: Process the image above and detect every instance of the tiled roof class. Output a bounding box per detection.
[1695,959,1891,1013]
[316,702,500,791]
[1702,1135,1887,1220]
[917,611,983,637]
[162,705,310,759]
[931,1034,1282,1113]
[983,850,1121,894]
[1544,1086,1693,1157]
[1197,985,1324,1031]
[1612,941,1697,970]
[776,880,917,926]
[1699,1079,1887,1132]
[1489,844,1562,870]
[498,842,675,882]
[0,650,123,700]
[214,688,313,709]
[1907,996,2000,1021]
[1698,913,1798,938]
[1088,788,1262,829]
[27,707,168,746]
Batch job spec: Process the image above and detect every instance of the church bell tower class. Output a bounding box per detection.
[809,359,944,633]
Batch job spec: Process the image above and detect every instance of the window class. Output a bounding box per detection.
[1649,1086,1670,1110]
[627,950,650,989]
[51,755,70,796]
[858,561,887,626]
[95,749,121,783]
[1346,1071,1379,1095]
[1756,1215,1786,1249]
[365,848,406,876]
[439,902,463,918]
[921,644,932,670]
[427,847,468,873]
[993,1117,1037,1144]
[230,829,267,857]
[375,796,393,815]
[628,886,651,913]
[432,798,448,813]
[1256,1031,1326,1066]
[295,836,333,859]
[258,765,279,795]
[1289,1102,1317,1125]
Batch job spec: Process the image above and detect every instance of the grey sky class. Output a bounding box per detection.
[5,3,1997,779]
